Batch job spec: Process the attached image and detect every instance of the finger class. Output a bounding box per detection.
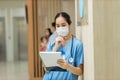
[59,36,64,40]
[57,61,64,66]
[57,60,65,64]
[57,37,64,41]
[57,59,65,63]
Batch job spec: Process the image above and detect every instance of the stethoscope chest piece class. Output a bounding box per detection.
[69,57,74,63]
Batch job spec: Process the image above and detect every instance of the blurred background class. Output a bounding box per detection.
[0,0,28,80]
[0,0,120,80]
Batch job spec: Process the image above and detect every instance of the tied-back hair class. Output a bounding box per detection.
[54,12,72,25]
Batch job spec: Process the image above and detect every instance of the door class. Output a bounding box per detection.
[0,17,6,61]
[13,17,28,61]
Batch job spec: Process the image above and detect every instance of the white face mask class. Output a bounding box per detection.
[56,27,69,37]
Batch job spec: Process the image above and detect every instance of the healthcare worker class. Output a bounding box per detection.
[43,12,84,80]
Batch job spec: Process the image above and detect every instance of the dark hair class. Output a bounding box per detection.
[40,36,48,42]
[46,28,52,37]
[51,22,55,27]
[54,12,72,25]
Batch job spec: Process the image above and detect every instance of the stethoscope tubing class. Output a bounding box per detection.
[69,35,74,63]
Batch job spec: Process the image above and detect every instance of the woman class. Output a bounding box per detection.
[45,28,52,38]
[43,12,84,80]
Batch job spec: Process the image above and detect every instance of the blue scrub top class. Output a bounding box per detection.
[43,37,84,80]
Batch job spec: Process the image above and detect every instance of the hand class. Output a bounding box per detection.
[57,59,69,69]
[53,36,64,51]
[55,36,64,46]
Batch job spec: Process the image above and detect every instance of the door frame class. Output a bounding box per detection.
[27,0,42,80]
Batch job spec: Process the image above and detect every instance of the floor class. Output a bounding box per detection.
[0,61,84,80]
[0,61,29,80]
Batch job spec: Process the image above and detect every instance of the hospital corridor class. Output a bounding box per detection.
[0,0,28,80]
[0,0,120,80]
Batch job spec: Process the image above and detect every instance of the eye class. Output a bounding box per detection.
[62,25,66,27]
[61,23,66,27]
[56,25,60,28]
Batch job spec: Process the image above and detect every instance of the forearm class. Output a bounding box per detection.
[67,64,83,76]
[52,46,58,52]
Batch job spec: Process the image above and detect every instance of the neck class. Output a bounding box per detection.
[64,33,72,41]
[61,33,72,47]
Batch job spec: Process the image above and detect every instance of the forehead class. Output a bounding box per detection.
[56,16,67,24]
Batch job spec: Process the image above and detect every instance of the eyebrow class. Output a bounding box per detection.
[62,23,66,25]
[56,23,66,25]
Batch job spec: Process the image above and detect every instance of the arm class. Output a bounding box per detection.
[57,40,84,76]
[54,36,84,75]
[67,63,83,75]
[57,59,83,76]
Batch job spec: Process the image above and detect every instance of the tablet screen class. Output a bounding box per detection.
[39,52,63,67]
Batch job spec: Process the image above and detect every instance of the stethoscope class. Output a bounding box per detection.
[69,35,74,63]
[61,35,74,63]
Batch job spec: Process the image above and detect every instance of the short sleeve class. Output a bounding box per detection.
[75,42,84,67]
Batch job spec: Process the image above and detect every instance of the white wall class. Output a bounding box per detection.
[75,0,95,80]
[82,0,95,80]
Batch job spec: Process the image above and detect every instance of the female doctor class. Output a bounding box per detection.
[43,12,84,80]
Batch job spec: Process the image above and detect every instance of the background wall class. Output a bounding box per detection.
[62,0,75,35]
[93,0,120,80]
[0,0,26,61]
[0,0,25,8]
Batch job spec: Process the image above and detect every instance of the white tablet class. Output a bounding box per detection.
[39,52,63,67]
[39,52,66,71]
